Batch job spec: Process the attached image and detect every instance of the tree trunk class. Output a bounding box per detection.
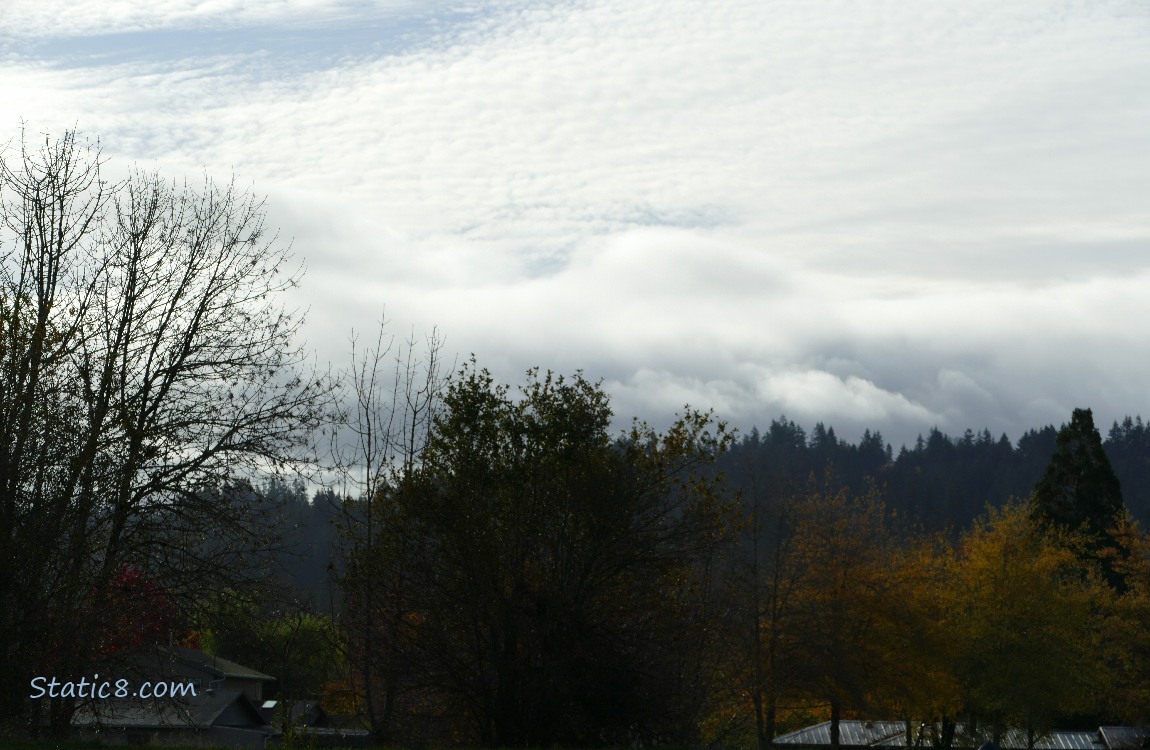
[941,715,956,749]
[765,699,777,746]
[830,700,842,750]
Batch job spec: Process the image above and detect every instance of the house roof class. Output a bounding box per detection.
[124,646,275,685]
[169,647,275,682]
[72,688,270,730]
[1099,727,1150,750]
[775,720,906,747]
[774,721,1108,750]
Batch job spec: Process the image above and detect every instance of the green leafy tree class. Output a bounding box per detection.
[202,590,344,706]
[348,359,733,747]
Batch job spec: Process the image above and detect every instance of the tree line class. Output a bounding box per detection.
[6,127,1150,749]
[718,414,1150,532]
[714,406,1145,750]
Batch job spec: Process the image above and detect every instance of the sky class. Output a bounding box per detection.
[1,0,1149,450]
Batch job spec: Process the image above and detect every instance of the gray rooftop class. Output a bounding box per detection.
[72,688,270,730]
[171,647,276,681]
[775,721,1109,750]
[1099,727,1150,750]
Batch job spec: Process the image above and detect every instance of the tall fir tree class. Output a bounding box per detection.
[1032,408,1124,537]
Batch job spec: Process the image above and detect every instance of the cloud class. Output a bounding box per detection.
[0,0,430,38]
[756,370,939,425]
[6,0,1148,269]
[1,0,1149,447]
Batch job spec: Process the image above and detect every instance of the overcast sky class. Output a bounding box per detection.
[2,0,1149,449]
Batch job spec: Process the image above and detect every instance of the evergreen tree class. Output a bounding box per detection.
[1032,408,1124,539]
[1106,416,1150,522]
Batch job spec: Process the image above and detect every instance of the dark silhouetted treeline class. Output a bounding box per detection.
[715,415,1150,533]
[264,413,1150,615]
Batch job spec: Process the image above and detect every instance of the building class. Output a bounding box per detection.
[774,721,1150,750]
[72,647,277,748]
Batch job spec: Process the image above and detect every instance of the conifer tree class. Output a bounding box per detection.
[1032,407,1124,538]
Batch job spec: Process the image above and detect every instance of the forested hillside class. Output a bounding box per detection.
[715,414,1150,533]
[262,414,1150,621]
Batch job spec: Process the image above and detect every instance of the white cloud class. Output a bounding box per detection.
[2,0,1149,446]
[756,369,939,426]
[0,0,428,38]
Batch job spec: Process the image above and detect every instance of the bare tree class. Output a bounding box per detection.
[0,127,332,733]
[330,317,446,744]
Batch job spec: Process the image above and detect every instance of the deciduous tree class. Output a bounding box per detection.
[783,478,900,749]
[332,319,445,744]
[348,360,733,747]
[0,127,330,732]
[949,503,1105,746]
